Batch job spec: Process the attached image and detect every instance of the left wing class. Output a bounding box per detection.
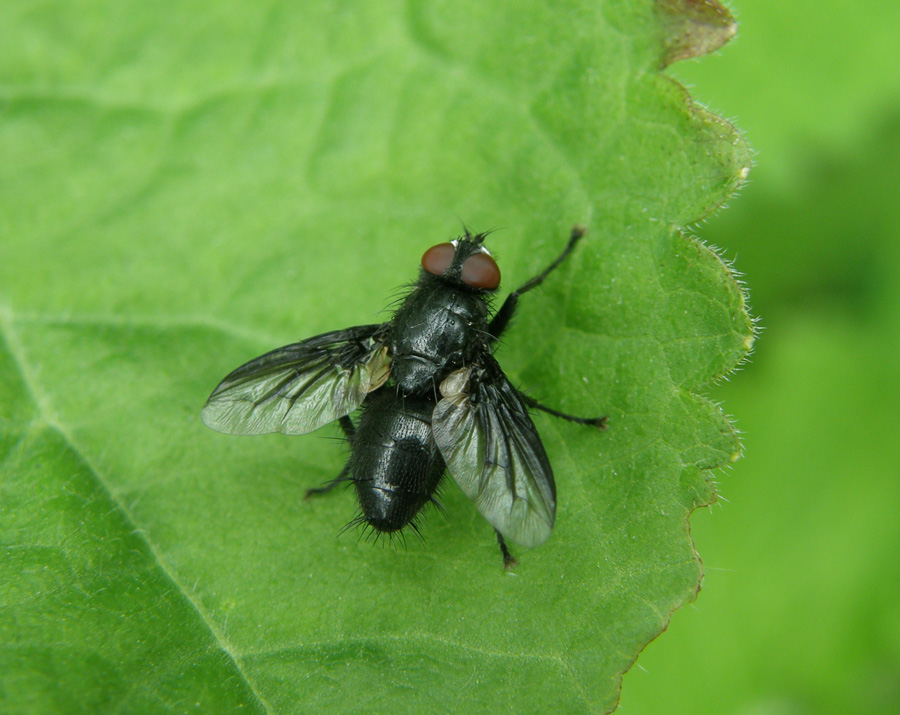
[201,324,390,436]
[431,357,556,548]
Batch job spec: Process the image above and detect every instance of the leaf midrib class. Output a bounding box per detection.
[0,303,274,714]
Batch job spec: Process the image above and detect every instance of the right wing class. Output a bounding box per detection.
[431,359,556,548]
[201,324,391,435]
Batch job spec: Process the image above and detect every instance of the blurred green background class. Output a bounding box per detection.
[621,1,900,712]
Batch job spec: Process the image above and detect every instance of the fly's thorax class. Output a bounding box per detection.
[389,277,490,394]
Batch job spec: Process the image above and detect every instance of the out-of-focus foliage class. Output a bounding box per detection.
[621,1,900,712]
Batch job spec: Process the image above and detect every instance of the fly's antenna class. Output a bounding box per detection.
[472,227,500,246]
[456,216,473,241]
[456,219,491,246]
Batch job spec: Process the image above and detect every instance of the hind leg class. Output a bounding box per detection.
[304,462,352,499]
[304,416,355,499]
[496,529,518,570]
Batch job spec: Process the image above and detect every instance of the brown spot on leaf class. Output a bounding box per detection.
[657,0,737,67]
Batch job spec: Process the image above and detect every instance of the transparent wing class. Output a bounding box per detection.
[432,358,556,548]
[201,324,390,435]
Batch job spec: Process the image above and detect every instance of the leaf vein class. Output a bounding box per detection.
[0,304,275,715]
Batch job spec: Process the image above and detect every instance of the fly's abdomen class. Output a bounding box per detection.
[350,391,446,533]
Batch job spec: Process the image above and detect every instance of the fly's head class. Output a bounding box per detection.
[420,229,500,292]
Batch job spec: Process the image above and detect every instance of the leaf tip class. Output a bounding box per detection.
[657,0,737,68]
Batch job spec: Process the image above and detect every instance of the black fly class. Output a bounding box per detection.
[201,227,606,568]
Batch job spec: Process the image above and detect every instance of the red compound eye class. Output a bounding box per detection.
[421,243,455,276]
[461,252,501,290]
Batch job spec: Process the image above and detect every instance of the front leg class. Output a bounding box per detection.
[488,226,586,340]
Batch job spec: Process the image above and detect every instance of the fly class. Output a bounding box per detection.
[201,226,606,568]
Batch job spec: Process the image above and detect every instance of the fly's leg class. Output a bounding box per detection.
[488,225,586,340]
[520,394,607,430]
[337,415,355,439]
[304,416,355,499]
[496,529,518,570]
[304,463,352,499]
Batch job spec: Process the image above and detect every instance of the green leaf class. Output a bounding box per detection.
[0,1,751,713]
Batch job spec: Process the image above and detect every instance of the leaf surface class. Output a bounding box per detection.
[0,1,752,712]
